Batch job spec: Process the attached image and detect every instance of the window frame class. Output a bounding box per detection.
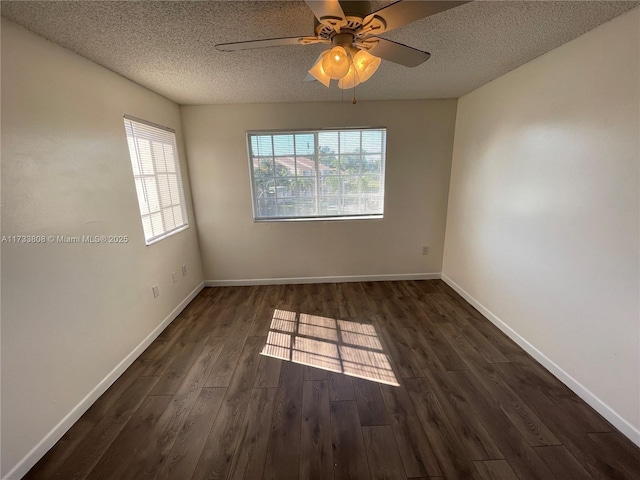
[246,127,387,222]
[123,114,189,245]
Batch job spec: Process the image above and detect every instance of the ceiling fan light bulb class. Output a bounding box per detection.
[322,46,351,79]
[353,49,381,83]
[338,65,360,90]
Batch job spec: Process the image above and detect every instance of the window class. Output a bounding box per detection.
[248,128,386,221]
[123,115,188,244]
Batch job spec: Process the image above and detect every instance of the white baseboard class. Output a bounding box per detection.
[3,281,205,480]
[204,272,441,287]
[441,273,640,448]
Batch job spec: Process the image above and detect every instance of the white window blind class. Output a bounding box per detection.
[248,128,386,220]
[123,115,189,245]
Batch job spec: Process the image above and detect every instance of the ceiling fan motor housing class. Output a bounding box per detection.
[331,32,355,48]
[313,0,385,43]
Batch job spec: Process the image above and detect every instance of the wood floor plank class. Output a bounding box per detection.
[304,365,329,381]
[447,370,557,480]
[215,285,251,307]
[495,360,610,434]
[191,336,264,480]
[23,417,101,480]
[297,283,322,315]
[137,323,183,376]
[328,372,356,401]
[86,395,172,480]
[402,279,440,296]
[586,432,640,479]
[24,357,152,480]
[438,323,561,447]
[48,376,158,480]
[335,282,358,318]
[404,377,480,479]
[243,285,267,317]
[415,294,451,323]
[474,459,519,480]
[503,353,614,433]
[156,387,226,480]
[533,445,593,480]
[380,384,442,478]
[405,312,468,372]
[399,327,504,461]
[203,333,248,388]
[493,362,627,479]
[262,361,304,480]
[254,353,282,388]
[439,290,523,357]
[463,316,523,357]
[375,322,424,379]
[138,312,207,378]
[345,282,373,316]
[248,284,292,337]
[362,425,406,480]
[437,302,510,364]
[353,378,389,426]
[377,294,412,330]
[392,295,434,332]
[150,335,209,395]
[317,283,341,318]
[228,387,277,480]
[330,401,370,480]
[299,380,333,480]
[208,306,253,337]
[120,337,226,480]
[250,309,276,337]
[564,432,636,479]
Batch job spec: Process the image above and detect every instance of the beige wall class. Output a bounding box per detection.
[1,20,204,478]
[182,100,457,284]
[443,7,640,443]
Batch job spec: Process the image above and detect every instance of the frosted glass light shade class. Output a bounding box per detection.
[322,46,351,79]
[308,52,331,87]
[353,49,381,83]
[338,66,360,89]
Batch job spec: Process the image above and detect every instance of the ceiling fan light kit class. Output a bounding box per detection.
[309,52,332,87]
[215,0,471,92]
[351,49,381,82]
[308,35,382,89]
[322,45,351,79]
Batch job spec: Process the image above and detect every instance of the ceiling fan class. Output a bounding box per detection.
[215,0,470,90]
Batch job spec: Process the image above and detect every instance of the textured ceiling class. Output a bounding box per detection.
[2,1,638,105]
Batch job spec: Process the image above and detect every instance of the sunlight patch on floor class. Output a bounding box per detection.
[261,309,399,386]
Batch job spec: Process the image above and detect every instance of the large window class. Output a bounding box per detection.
[123,115,189,244]
[248,128,386,220]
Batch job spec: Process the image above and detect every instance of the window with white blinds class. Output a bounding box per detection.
[248,128,386,221]
[123,115,189,245]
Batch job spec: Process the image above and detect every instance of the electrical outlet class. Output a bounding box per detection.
[172,272,178,284]
[422,246,429,255]
[152,285,160,298]
[181,264,187,276]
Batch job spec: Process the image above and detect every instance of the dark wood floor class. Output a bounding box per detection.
[25,280,640,480]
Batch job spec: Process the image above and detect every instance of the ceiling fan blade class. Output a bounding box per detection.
[364,1,470,34]
[304,73,318,83]
[304,0,346,30]
[367,37,430,67]
[215,36,321,51]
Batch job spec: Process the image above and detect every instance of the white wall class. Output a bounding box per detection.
[443,7,640,444]
[1,19,204,478]
[182,100,457,284]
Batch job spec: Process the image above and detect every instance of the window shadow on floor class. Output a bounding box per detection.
[261,308,399,386]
